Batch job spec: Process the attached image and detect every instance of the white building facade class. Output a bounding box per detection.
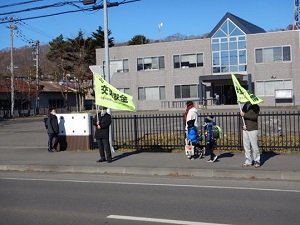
[96,12,299,110]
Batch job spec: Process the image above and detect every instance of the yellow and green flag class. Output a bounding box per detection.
[93,72,136,111]
[231,73,264,104]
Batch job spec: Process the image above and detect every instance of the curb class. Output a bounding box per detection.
[1,165,299,181]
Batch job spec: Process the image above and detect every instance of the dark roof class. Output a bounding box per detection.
[0,79,34,93]
[207,12,266,38]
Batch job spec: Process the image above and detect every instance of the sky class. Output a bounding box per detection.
[0,0,296,51]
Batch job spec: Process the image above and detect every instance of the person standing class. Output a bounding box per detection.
[46,108,60,152]
[214,93,220,105]
[184,101,198,131]
[204,115,218,162]
[240,102,261,168]
[93,106,112,163]
[184,101,200,159]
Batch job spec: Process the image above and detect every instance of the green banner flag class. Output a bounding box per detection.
[93,72,136,111]
[231,73,264,104]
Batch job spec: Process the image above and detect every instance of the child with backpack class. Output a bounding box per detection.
[204,115,219,162]
[184,101,204,160]
[186,119,204,159]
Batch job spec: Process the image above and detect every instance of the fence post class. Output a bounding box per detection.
[134,115,138,149]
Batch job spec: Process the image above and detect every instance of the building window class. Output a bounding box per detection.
[174,84,198,99]
[117,88,130,95]
[256,79,292,96]
[255,46,291,63]
[138,86,165,100]
[137,56,165,71]
[104,59,129,73]
[173,53,203,68]
[211,19,247,74]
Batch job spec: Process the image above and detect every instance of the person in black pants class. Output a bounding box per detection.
[204,115,218,162]
[46,108,60,152]
[93,106,112,163]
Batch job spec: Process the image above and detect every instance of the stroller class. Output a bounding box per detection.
[185,134,205,160]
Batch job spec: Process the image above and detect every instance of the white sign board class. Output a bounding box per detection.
[56,113,92,136]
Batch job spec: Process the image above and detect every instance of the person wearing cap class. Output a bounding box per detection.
[204,115,219,162]
[93,106,112,163]
[240,102,260,168]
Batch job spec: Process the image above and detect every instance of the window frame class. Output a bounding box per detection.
[138,86,166,100]
[255,79,293,96]
[255,46,291,64]
[173,53,204,69]
[137,56,165,71]
[104,59,129,73]
[174,84,198,99]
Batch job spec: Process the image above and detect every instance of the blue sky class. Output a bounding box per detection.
[0,0,295,50]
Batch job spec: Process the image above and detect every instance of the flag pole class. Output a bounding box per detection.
[231,75,246,127]
[96,105,99,122]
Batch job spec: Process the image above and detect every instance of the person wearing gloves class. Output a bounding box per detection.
[204,115,218,162]
[93,106,112,163]
[240,101,261,168]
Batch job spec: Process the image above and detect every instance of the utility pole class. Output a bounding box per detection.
[33,40,40,115]
[294,0,300,29]
[9,17,17,117]
[103,0,114,152]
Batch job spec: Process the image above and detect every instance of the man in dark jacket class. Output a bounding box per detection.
[240,102,260,167]
[47,108,60,152]
[93,106,112,163]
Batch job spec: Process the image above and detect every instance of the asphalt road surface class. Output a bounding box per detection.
[0,172,299,225]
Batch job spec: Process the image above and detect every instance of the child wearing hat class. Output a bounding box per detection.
[204,115,219,162]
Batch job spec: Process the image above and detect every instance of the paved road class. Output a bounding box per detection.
[0,116,299,181]
[1,172,299,225]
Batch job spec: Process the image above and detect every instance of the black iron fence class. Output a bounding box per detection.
[110,112,300,152]
[1,108,299,151]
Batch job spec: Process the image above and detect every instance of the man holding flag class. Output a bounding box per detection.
[231,73,263,168]
[92,71,136,163]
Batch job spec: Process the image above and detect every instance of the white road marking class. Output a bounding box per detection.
[107,215,231,225]
[1,177,300,193]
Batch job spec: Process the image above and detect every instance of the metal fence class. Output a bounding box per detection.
[111,111,300,152]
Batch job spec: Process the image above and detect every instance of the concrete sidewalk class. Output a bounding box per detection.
[0,147,299,181]
[0,116,299,181]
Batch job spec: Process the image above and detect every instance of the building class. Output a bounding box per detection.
[0,79,77,116]
[95,12,298,111]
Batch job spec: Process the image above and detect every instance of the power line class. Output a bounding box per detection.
[0,0,43,9]
[0,8,94,25]
[16,20,55,40]
[0,0,139,24]
[0,1,84,17]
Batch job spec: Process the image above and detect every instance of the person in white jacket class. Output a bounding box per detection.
[184,101,202,159]
[184,101,198,131]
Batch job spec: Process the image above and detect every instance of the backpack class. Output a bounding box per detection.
[212,125,223,139]
[43,117,48,129]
